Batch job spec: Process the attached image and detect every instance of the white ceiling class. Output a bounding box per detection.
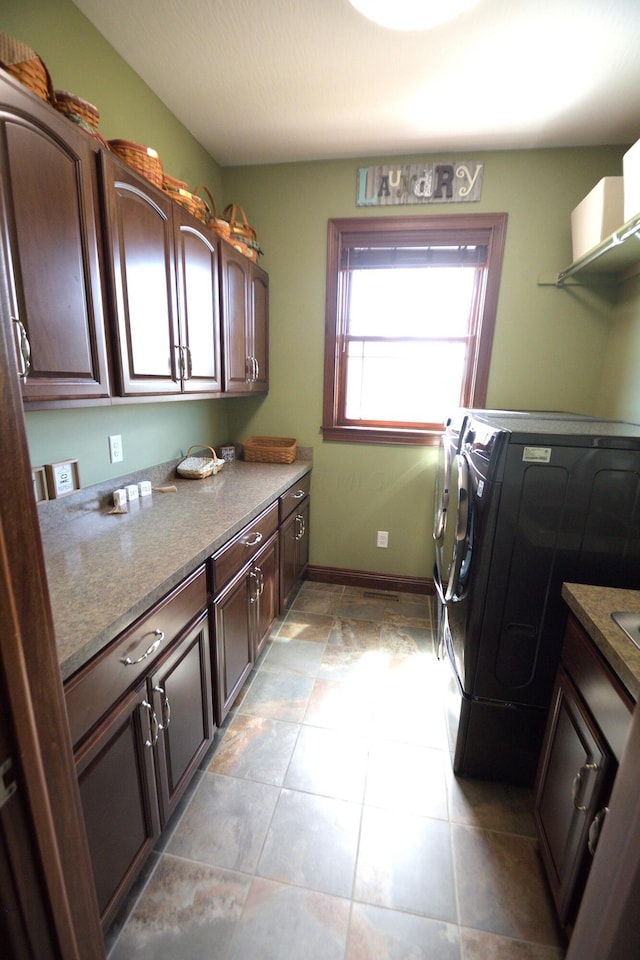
[72,0,640,167]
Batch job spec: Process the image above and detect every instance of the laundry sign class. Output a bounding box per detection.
[356,161,484,206]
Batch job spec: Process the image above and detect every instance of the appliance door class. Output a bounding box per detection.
[440,453,473,686]
[442,454,472,603]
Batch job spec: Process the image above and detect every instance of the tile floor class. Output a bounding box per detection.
[106,582,566,960]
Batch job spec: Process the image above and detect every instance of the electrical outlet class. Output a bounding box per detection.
[109,434,123,464]
[376,530,389,548]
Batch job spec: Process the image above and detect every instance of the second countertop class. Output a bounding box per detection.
[562,582,640,702]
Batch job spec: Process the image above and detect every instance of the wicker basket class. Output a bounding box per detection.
[191,185,231,238]
[0,33,54,103]
[243,437,297,464]
[228,238,258,262]
[166,185,210,221]
[162,173,188,193]
[176,445,225,479]
[54,90,100,128]
[108,139,164,189]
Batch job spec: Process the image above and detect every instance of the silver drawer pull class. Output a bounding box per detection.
[292,490,306,499]
[571,761,598,812]
[120,629,164,666]
[141,700,159,748]
[154,685,171,730]
[243,532,263,548]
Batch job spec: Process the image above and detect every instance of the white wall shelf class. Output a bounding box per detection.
[550,212,640,286]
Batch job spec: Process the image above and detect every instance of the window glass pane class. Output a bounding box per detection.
[348,267,476,338]
[345,340,467,423]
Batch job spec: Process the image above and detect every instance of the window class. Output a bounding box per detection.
[322,213,507,445]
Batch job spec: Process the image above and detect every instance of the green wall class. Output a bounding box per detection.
[223,147,627,576]
[596,272,640,418]
[6,0,639,581]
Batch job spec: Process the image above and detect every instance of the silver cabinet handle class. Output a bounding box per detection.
[571,761,598,812]
[246,356,258,382]
[153,685,171,730]
[295,514,305,541]
[254,566,264,597]
[12,317,31,381]
[173,344,183,382]
[292,490,306,500]
[120,629,164,666]
[243,531,263,548]
[248,568,259,603]
[588,806,608,856]
[141,700,159,748]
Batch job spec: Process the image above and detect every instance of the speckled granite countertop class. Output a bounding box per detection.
[40,460,311,682]
[562,582,640,702]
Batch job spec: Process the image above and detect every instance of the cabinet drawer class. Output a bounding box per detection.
[211,501,279,592]
[65,565,207,747]
[279,473,310,522]
[562,614,634,761]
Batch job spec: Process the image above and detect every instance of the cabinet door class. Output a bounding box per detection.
[219,239,251,393]
[535,668,612,926]
[174,207,222,393]
[253,533,279,659]
[250,262,269,392]
[101,152,180,395]
[75,683,160,929]
[150,612,214,824]
[279,497,310,610]
[0,90,110,400]
[213,570,253,724]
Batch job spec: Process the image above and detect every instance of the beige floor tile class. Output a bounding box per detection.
[453,824,563,947]
[460,927,566,959]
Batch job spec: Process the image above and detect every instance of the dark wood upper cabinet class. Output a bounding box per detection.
[100,152,181,396]
[251,261,269,392]
[173,206,222,393]
[220,240,268,393]
[0,73,110,401]
[100,151,223,397]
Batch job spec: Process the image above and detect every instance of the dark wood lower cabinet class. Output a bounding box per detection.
[76,683,159,924]
[73,610,213,930]
[213,533,279,724]
[151,620,214,823]
[254,533,279,659]
[535,667,611,927]
[535,613,634,932]
[280,496,310,609]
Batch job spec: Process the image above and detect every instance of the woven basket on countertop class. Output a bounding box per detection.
[242,437,297,464]
[0,33,54,103]
[108,139,164,189]
[176,445,225,479]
